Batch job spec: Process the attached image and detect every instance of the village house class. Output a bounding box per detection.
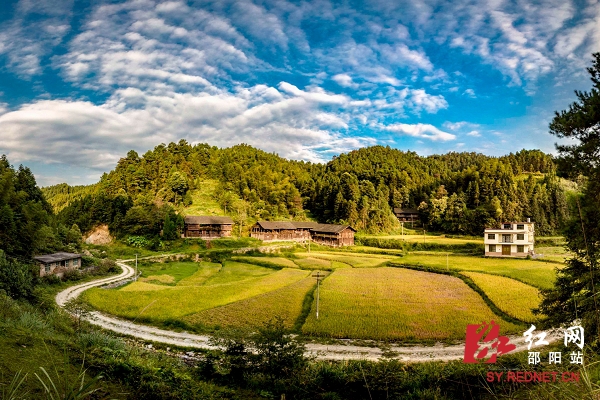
[183,216,234,239]
[484,219,534,258]
[34,252,82,277]
[250,221,355,247]
[393,208,420,227]
[310,224,356,247]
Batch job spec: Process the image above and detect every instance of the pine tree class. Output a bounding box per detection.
[538,53,600,343]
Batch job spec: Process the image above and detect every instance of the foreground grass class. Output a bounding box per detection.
[391,253,557,289]
[302,267,521,341]
[461,271,542,323]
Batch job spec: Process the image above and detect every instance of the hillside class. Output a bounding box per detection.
[45,142,571,236]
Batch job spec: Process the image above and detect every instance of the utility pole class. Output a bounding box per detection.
[401,222,404,237]
[135,253,138,281]
[312,271,323,319]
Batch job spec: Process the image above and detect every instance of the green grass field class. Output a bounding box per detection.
[182,179,225,216]
[138,261,200,284]
[461,271,541,322]
[390,253,557,289]
[302,267,521,340]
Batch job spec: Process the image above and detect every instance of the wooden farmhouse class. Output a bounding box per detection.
[250,221,355,247]
[393,208,419,226]
[34,252,82,277]
[183,216,234,239]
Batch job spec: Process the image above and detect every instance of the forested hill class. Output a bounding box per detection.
[45,141,570,236]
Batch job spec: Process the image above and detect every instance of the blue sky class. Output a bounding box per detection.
[0,0,599,186]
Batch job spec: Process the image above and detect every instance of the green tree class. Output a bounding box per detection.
[0,251,34,299]
[538,53,600,343]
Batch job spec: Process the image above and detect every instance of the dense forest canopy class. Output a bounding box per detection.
[42,142,570,236]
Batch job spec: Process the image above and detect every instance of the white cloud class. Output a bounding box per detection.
[384,123,456,141]
[466,130,481,137]
[407,89,448,113]
[332,73,356,88]
[463,88,476,98]
[0,82,376,169]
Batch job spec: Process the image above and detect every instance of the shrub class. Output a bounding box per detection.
[0,252,34,299]
[62,268,83,282]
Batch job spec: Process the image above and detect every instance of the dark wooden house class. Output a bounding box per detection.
[34,252,82,277]
[183,216,234,239]
[250,221,355,247]
[310,224,355,247]
[250,221,311,242]
[393,208,420,226]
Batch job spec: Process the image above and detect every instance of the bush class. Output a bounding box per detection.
[62,268,83,282]
[0,252,34,299]
[95,259,120,275]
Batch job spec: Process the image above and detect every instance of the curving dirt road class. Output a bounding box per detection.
[56,261,560,362]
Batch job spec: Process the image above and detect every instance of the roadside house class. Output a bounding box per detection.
[484,219,534,258]
[34,252,82,277]
[183,216,234,239]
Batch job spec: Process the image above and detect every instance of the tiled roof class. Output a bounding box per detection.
[256,221,355,233]
[184,216,234,225]
[310,224,355,233]
[393,208,419,214]
[33,252,81,263]
[256,221,297,230]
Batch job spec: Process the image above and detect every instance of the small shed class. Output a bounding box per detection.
[34,252,82,277]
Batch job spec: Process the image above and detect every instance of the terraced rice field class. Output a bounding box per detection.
[461,271,541,322]
[184,275,317,329]
[83,261,309,321]
[302,267,521,340]
[230,256,299,269]
[84,247,554,341]
[360,234,482,245]
[292,257,333,270]
[393,253,557,289]
[300,252,399,268]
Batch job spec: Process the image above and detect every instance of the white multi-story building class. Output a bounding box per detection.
[484,219,534,258]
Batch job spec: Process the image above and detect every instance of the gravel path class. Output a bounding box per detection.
[56,261,560,362]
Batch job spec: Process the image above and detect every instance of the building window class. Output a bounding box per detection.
[487,234,495,240]
[45,264,51,272]
[502,234,512,243]
[489,245,496,252]
[517,224,524,230]
[503,223,512,229]
[517,234,524,241]
[73,259,79,267]
[517,245,524,253]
